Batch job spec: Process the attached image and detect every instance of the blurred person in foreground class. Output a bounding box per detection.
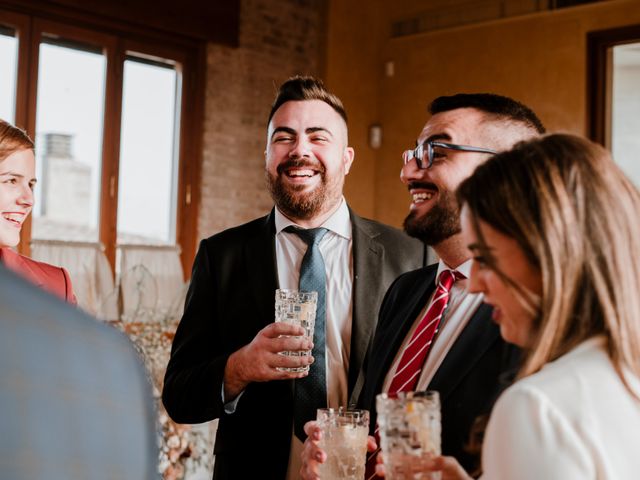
[301,93,544,479]
[0,265,158,480]
[0,119,76,303]
[378,133,640,479]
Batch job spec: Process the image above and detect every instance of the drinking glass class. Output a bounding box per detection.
[376,391,441,479]
[274,289,317,373]
[317,407,370,480]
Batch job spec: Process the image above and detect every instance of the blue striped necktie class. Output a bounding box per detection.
[285,226,329,441]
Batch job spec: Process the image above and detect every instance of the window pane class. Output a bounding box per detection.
[117,57,179,245]
[611,42,640,188]
[0,27,17,122]
[32,40,106,242]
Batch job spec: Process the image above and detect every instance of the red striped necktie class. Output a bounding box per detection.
[387,269,461,394]
[365,269,462,479]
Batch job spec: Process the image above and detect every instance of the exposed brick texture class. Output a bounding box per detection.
[198,0,325,241]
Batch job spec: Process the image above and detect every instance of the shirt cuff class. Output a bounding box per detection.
[222,383,244,414]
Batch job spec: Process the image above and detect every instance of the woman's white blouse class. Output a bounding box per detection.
[482,336,640,480]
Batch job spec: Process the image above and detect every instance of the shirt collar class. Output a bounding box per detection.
[436,258,473,279]
[274,197,352,240]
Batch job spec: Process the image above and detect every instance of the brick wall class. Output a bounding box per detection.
[198,0,326,240]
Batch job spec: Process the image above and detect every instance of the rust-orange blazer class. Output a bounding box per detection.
[0,247,77,304]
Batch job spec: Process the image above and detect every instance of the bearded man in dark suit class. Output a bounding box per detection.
[301,93,546,478]
[162,76,425,480]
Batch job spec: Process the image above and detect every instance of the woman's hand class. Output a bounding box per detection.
[375,454,473,480]
[423,456,474,480]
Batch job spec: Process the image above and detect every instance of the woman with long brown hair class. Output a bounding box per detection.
[0,119,76,303]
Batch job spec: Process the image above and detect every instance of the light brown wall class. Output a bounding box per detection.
[322,0,387,219]
[325,0,640,228]
[198,0,325,240]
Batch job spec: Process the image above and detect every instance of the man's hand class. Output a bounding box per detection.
[301,422,378,480]
[224,322,314,400]
[300,421,325,480]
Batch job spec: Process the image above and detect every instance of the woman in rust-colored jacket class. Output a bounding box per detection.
[0,119,76,304]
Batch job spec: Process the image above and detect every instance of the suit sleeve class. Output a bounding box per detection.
[162,240,228,424]
[481,383,594,479]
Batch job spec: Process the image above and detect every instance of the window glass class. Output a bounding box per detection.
[611,42,640,187]
[117,57,180,245]
[32,39,106,242]
[0,26,17,122]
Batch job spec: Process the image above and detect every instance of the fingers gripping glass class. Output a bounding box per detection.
[402,140,497,169]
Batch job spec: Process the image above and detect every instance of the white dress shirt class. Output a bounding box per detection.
[382,259,484,392]
[275,199,353,480]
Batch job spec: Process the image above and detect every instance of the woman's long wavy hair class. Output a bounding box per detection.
[457,133,640,392]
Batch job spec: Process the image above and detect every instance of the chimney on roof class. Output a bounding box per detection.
[44,133,73,158]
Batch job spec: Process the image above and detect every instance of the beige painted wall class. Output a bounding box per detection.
[198,0,325,240]
[323,0,387,219]
[325,0,640,227]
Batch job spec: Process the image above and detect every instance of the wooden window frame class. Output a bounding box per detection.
[0,5,204,279]
[587,24,640,147]
[0,10,29,128]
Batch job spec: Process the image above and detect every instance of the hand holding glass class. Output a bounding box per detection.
[317,408,370,480]
[274,289,317,373]
[376,391,442,479]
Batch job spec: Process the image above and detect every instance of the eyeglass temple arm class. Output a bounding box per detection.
[431,141,497,154]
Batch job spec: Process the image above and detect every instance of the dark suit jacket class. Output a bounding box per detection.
[162,208,424,480]
[359,264,520,473]
[0,247,76,304]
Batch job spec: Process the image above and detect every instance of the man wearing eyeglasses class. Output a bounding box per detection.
[301,93,545,478]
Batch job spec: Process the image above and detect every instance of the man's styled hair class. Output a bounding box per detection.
[267,76,348,125]
[429,93,545,134]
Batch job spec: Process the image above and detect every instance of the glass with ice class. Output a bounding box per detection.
[274,289,317,373]
[317,407,370,480]
[376,391,441,480]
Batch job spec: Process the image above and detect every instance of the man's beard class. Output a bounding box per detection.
[403,187,461,246]
[266,159,343,220]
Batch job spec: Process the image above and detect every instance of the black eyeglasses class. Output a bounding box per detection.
[402,140,497,169]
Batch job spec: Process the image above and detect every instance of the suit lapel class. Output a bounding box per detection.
[244,211,279,329]
[372,267,438,397]
[428,303,497,401]
[350,212,384,393]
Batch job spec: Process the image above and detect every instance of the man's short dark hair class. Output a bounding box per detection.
[429,93,545,134]
[268,76,348,125]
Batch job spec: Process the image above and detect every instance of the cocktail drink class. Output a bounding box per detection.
[317,408,369,480]
[376,391,441,480]
[274,289,317,373]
